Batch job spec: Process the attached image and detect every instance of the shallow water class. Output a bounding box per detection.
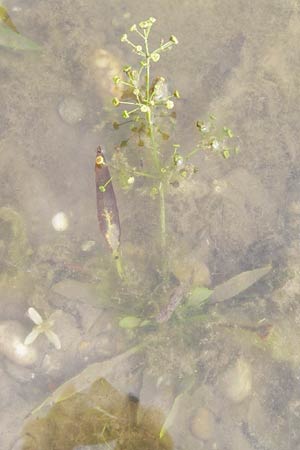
[1,1,300,449]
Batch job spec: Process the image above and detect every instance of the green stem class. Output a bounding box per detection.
[113,249,125,280]
[159,181,166,250]
[185,145,201,160]
[143,33,167,251]
[146,110,160,170]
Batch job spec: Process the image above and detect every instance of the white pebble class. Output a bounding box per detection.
[51,212,69,231]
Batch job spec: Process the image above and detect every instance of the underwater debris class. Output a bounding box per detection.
[24,307,61,350]
[156,284,186,323]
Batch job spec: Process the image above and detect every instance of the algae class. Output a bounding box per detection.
[0,206,32,273]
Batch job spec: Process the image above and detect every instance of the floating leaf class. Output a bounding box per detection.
[0,22,41,50]
[186,286,213,308]
[210,265,272,303]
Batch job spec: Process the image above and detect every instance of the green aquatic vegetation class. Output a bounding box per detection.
[117,265,272,329]
[0,5,41,50]
[20,371,173,450]
[0,206,32,271]
[110,18,237,266]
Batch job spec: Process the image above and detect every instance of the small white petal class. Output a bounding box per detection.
[27,307,43,325]
[45,330,61,350]
[24,328,40,346]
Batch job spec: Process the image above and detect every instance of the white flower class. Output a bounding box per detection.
[24,307,61,350]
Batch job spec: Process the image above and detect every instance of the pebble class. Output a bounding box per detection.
[51,212,69,231]
[189,407,215,441]
[0,321,38,366]
[57,96,86,125]
[222,357,252,403]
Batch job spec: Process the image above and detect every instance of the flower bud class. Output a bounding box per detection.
[141,105,150,113]
[113,75,121,84]
[151,52,160,62]
[130,24,137,32]
[170,35,178,44]
[112,97,120,106]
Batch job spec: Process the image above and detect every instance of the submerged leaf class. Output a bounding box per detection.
[95,146,121,253]
[0,22,41,50]
[160,392,184,438]
[0,5,18,32]
[211,265,272,303]
[31,346,141,415]
[186,286,213,308]
[119,316,141,329]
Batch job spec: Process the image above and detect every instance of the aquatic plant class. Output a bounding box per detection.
[110,18,237,259]
[0,5,41,50]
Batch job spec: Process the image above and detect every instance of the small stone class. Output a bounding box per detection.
[222,357,252,403]
[58,96,86,125]
[0,321,38,366]
[51,212,69,231]
[189,407,215,441]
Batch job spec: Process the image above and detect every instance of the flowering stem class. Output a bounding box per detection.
[143,31,166,251]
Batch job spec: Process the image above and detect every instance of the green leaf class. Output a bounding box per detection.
[0,5,18,32]
[120,139,129,147]
[186,286,213,308]
[118,316,141,329]
[160,392,183,438]
[0,23,41,50]
[211,265,272,303]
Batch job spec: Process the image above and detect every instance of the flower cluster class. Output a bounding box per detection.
[111,17,179,122]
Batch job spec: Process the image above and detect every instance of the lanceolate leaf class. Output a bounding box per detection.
[0,22,41,50]
[0,5,18,32]
[210,265,272,303]
[186,286,213,309]
[95,145,121,253]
